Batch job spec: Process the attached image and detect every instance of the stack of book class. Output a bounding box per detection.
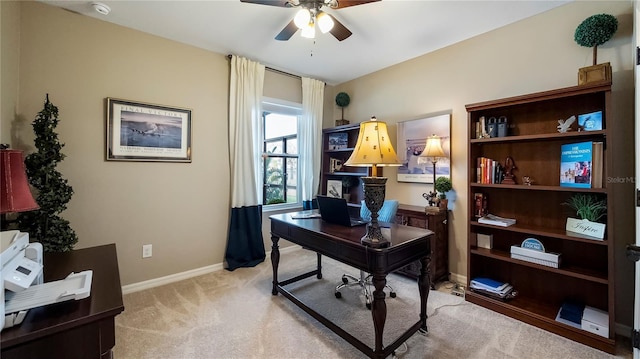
[470,277,517,301]
[478,214,516,227]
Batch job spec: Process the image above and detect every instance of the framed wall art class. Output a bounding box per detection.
[106,98,192,162]
[396,112,451,183]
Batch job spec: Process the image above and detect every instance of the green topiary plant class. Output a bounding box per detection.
[574,14,618,66]
[17,95,78,252]
[435,176,452,199]
[335,92,350,121]
[562,193,607,223]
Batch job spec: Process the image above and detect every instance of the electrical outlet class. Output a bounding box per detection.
[142,244,152,258]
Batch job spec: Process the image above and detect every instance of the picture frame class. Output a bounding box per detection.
[397,112,451,183]
[106,98,192,162]
[326,179,342,198]
[327,133,348,150]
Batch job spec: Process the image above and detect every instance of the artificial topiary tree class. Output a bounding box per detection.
[574,14,618,66]
[335,92,351,125]
[17,94,78,252]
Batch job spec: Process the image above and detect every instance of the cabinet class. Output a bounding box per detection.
[321,123,381,204]
[465,82,615,353]
[394,205,449,287]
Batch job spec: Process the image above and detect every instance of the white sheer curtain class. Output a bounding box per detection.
[228,55,265,206]
[225,55,266,271]
[299,77,324,204]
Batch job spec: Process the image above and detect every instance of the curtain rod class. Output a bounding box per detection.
[227,54,301,80]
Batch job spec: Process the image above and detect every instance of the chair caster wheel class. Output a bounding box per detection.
[390,292,396,298]
[335,291,342,299]
[342,277,348,284]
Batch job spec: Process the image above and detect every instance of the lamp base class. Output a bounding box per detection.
[360,176,390,248]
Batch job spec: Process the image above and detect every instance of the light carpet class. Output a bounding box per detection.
[114,248,632,359]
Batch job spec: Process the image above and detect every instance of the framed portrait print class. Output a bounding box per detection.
[396,112,451,183]
[106,98,192,162]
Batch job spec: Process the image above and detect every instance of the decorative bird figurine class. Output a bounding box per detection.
[557,115,576,133]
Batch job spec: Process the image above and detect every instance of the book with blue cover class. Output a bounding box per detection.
[560,141,592,188]
[470,277,508,291]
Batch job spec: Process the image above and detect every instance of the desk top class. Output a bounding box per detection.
[270,211,433,273]
[1,244,124,349]
[270,211,433,249]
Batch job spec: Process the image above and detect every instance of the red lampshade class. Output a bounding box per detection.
[0,149,39,214]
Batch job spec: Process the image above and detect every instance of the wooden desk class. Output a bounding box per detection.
[1,244,124,359]
[270,212,433,359]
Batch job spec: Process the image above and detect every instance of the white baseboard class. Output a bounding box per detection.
[121,245,302,294]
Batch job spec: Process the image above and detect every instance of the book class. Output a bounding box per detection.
[592,142,603,188]
[578,110,603,131]
[510,245,561,268]
[470,277,508,291]
[474,193,487,218]
[478,214,515,227]
[559,141,593,188]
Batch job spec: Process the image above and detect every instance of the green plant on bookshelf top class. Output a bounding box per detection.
[562,193,607,222]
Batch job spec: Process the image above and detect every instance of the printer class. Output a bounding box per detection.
[1,230,92,332]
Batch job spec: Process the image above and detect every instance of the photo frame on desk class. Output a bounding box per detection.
[106,98,192,162]
[397,112,451,183]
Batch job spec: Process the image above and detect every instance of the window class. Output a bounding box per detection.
[262,99,301,206]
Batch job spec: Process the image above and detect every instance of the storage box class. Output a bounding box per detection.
[581,306,609,338]
[477,234,493,249]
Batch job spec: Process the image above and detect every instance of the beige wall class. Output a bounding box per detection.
[331,1,635,328]
[1,1,21,146]
[13,1,230,285]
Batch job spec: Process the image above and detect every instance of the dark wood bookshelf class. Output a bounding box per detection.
[320,123,381,204]
[465,81,615,354]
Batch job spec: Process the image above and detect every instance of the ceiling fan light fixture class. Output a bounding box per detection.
[294,8,311,29]
[301,22,316,38]
[316,11,334,33]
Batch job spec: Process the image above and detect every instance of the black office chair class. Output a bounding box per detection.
[334,200,399,309]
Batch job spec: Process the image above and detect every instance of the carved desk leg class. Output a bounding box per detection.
[419,255,431,333]
[370,272,387,356]
[271,235,280,296]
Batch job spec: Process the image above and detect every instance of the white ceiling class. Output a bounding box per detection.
[41,0,571,85]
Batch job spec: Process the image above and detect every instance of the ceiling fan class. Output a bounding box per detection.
[240,0,380,41]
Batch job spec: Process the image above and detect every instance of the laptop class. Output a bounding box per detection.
[316,195,368,227]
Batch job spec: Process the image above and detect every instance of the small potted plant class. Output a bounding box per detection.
[435,176,452,209]
[574,14,618,84]
[335,92,350,126]
[341,176,359,203]
[562,193,607,239]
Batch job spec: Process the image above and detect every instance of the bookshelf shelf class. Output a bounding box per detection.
[466,82,615,353]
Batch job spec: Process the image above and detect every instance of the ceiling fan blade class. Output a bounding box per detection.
[332,0,380,9]
[275,19,298,41]
[328,14,352,41]
[240,0,292,7]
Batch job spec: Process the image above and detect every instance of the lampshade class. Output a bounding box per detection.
[344,117,402,176]
[316,11,334,33]
[419,134,445,160]
[301,21,316,39]
[0,149,39,214]
[294,8,311,29]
